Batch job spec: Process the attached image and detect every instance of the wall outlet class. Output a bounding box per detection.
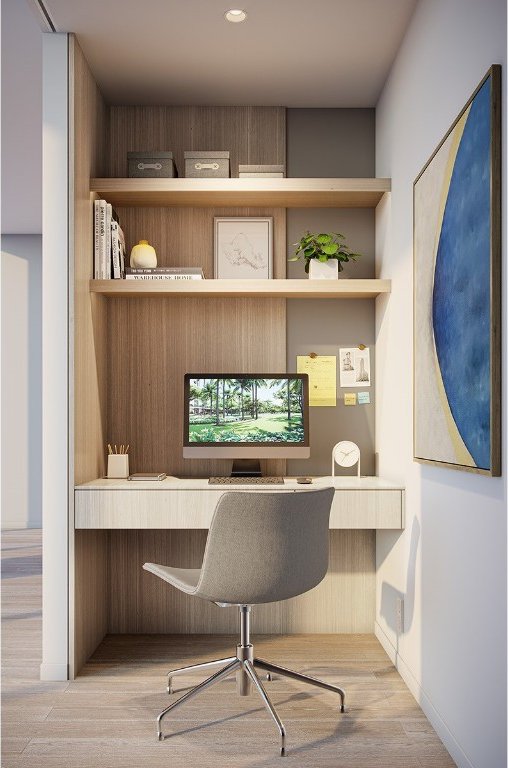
[396,597,404,634]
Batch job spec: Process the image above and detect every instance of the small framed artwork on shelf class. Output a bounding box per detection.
[214,216,273,279]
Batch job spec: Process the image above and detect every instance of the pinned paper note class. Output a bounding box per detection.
[344,392,357,406]
[297,355,336,407]
[358,391,370,405]
[339,347,371,387]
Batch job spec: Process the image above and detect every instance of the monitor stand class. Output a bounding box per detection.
[230,459,262,478]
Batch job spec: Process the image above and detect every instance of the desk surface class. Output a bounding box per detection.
[74,476,405,530]
[76,476,404,491]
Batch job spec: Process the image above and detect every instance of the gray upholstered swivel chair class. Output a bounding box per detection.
[143,487,345,756]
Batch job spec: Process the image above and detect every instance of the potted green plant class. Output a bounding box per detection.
[289,231,361,279]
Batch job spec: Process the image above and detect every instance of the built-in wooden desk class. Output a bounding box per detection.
[71,476,404,674]
[74,476,404,530]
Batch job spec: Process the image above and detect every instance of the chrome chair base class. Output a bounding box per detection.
[254,657,346,714]
[166,656,237,693]
[159,649,345,756]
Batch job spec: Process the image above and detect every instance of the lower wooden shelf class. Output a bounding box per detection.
[89,278,391,299]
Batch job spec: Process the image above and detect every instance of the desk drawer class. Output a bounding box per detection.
[75,488,404,530]
[75,490,221,529]
[330,490,403,529]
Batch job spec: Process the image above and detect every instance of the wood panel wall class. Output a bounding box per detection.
[108,106,286,178]
[107,296,286,478]
[105,105,288,477]
[115,206,286,278]
[108,530,375,634]
[72,37,109,485]
[74,530,109,674]
[70,37,110,675]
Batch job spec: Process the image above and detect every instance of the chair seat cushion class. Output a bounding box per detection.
[143,562,201,594]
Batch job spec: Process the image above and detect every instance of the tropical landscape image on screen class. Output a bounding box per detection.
[188,378,305,443]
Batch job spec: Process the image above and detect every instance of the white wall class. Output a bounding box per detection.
[1,0,43,233]
[375,2,506,767]
[1,235,43,528]
[1,0,43,529]
[40,32,70,681]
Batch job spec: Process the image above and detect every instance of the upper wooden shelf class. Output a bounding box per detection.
[90,177,391,208]
[89,278,391,299]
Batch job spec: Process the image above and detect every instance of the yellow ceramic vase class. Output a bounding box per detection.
[130,239,157,268]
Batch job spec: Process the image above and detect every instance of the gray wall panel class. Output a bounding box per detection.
[286,108,376,477]
[287,108,375,178]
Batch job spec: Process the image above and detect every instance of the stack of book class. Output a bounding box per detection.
[94,199,126,279]
[125,267,204,281]
[238,164,285,178]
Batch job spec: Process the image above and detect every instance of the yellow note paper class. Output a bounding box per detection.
[344,392,357,406]
[296,355,336,407]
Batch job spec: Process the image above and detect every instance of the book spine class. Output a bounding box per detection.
[94,200,101,279]
[111,220,121,279]
[98,200,107,279]
[125,274,203,280]
[238,172,284,178]
[105,203,112,279]
[125,268,204,275]
[118,225,126,278]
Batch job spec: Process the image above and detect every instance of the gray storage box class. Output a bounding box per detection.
[184,151,230,178]
[238,164,285,178]
[128,151,177,178]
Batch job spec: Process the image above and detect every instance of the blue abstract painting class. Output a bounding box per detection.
[414,69,499,474]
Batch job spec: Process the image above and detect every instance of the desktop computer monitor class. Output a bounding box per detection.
[183,374,310,468]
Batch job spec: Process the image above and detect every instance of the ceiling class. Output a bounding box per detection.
[41,0,417,107]
[1,0,416,235]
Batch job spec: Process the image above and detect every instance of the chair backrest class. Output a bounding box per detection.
[194,487,334,605]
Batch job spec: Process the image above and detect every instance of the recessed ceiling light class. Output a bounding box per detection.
[224,9,247,23]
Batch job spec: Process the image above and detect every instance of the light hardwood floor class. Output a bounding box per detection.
[1,529,456,768]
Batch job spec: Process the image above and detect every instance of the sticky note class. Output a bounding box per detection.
[358,391,370,405]
[344,393,357,406]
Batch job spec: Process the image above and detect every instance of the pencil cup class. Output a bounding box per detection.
[107,454,129,479]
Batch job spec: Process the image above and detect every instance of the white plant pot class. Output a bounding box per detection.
[308,259,339,280]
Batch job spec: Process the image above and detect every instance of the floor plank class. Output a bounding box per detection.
[1,529,456,767]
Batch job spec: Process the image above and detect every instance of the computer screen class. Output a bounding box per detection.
[183,374,310,458]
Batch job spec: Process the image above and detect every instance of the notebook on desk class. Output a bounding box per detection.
[128,473,167,481]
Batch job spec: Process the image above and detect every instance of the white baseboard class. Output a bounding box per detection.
[40,662,69,681]
[2,522,42,530]
[374,621,474,768]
